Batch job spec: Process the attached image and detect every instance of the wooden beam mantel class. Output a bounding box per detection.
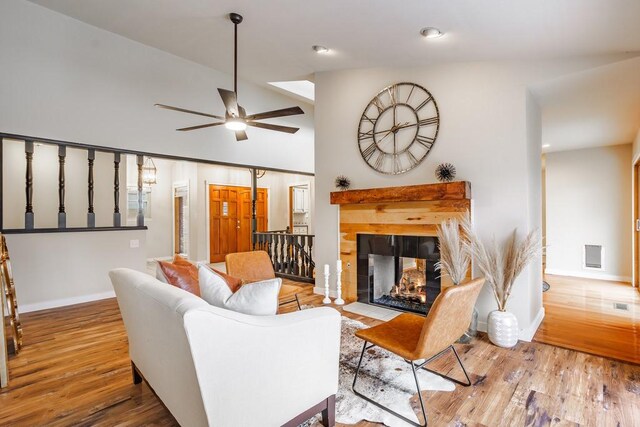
[330,181,471,205]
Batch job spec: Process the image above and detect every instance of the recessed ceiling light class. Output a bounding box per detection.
[312,45,330,54]
[420,27,444,39]
[542,144,551,148]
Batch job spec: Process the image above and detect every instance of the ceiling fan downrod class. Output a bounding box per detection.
[229,13,243,97]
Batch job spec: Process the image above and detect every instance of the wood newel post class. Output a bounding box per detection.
[87,149,95,228]
[113,153,121,227]
[250,168,257,247]
[24,141,34,230]
[136,155,144,227]
[57,145,66,228]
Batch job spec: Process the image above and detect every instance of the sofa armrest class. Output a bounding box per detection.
[183,306,341,427]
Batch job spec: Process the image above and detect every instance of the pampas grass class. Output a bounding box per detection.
[465,224,541,312]
[435,216,472,285]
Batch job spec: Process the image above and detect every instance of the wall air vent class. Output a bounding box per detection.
[613,302,629,311]
[584,245,604,270]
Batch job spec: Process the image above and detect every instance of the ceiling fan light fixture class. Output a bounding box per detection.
[420,27,444,39]
[225,118,247,131]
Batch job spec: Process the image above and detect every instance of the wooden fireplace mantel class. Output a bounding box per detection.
[332,181,472,303]
[330,181,471,205]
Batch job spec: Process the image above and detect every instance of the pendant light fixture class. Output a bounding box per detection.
[142,157,158,185]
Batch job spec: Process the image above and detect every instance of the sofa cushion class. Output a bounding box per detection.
[198,264,281,316]
[158,260,200,296]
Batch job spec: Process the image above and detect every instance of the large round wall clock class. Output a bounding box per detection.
[358,82,440,175]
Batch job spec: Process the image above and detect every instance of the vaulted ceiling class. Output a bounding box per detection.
[27,0,640,152]
[28,0,640,83]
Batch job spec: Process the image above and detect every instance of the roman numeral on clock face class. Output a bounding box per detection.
[387,85,398,105]
[361,142,377,161]
[374,153,386,170]
[416,135,435,149]
[415,96,433,111]
[372,96,385,114]
[418,117,439,126]
[393,155,402,174]
[361,114,376,125]
[407,150,420,167]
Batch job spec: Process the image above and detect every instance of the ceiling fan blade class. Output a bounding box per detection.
[238,105,247,118]
[177,122,225,132]
[217,88,239,116]
[235,130,248,141]
[244,106,304,121]
[155,104,224,120]
[247,121,299,134]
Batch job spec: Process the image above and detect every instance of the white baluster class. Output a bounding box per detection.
[335,259,345,305]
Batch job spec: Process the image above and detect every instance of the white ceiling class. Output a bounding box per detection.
[533,56,640,152]
[28,0,640,84]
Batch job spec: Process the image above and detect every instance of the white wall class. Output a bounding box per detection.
[525,91,544,327]
[5,230,146,312]
[0,0,314,172]
[545,144,633,281]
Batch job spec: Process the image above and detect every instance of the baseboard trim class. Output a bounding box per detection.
[20,291,116,314]
[545,268,632,283]
[519,307,545,342]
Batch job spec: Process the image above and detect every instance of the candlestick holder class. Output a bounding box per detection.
[335,265,345,305]
[323,268,331,304]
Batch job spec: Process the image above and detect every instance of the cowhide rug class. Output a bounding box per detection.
[301,317,454,427]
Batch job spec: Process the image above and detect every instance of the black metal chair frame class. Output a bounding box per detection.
[351,341,471,427]
[279,293,302,310]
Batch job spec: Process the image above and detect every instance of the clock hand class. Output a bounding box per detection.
[372,122,410,135]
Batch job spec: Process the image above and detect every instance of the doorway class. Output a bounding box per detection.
[172,182,189,258]
[208,185,268,263]
[634,159,640,288]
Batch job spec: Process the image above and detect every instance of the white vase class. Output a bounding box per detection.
[487,310,519,348]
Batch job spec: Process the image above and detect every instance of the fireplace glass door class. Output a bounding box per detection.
[357,234,440,315]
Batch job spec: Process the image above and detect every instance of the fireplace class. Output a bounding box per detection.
[357,234,440,315]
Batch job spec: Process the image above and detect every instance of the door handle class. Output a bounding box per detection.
[237,219,241,230]
[636,219,640,232]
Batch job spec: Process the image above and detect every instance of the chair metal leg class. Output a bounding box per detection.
[418,345,472,387]
[295,293,302,310]
[352,341,428,427]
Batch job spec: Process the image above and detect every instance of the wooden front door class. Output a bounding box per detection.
[209,185,268,263]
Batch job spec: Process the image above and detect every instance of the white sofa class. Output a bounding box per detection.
[109,268,341,427]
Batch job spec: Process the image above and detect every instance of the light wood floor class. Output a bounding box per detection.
[534,275,640,364]
[1,282,639,426]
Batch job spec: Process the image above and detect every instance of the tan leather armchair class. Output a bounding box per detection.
[225,251,302,310]
[352,278,485,427]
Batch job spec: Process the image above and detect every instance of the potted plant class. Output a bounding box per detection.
[466,227,541,348]
[435,216,477,343]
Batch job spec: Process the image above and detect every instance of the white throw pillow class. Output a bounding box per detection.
[198,264,281,316]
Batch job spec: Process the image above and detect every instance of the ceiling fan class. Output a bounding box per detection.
[155,12,304,141]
